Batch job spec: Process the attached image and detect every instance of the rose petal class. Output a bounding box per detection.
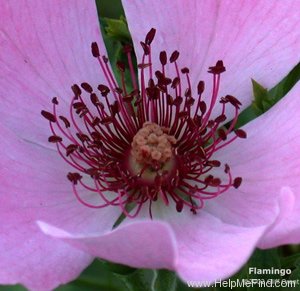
[0,211,92,291]
[209,82,300,227]
[0,124,121,287]
[165,209,267,283]
[0,0,109,144]
[38,219,177,270]
[123,0,300,114]
[258,187,300,248]
[39,205,268,284]
[0,124,121,233]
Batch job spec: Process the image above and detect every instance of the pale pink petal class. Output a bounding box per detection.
[38,219,177,270]
[0,0,109,144]
[123,0,300,112]
[259,187,300,248]
[165,209,267,282]
[209,83,300,228]
[1,124,121,234]
[39,206,267,284]
[0,125,120,287]
[0,211,92,291]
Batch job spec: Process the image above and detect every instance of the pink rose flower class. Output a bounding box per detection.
[1,0,300,290]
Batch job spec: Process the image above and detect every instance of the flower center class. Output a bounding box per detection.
[129,122,176,185]
[41,28,246,218]
[131,122,176,168]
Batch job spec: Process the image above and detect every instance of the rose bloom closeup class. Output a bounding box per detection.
[1,0,300,290]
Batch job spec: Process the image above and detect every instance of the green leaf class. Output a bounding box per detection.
[247,249,281,275]
[281,253,300,269]
[251,78,268,114]
[116,269,178,291]
[268,62,300,102]
[237,62,300,128]
[103,260,137,275]
[95,0,124,19]
[103,16,131,42]
[153,270,177,291]
[282,257,300,291]
[56,259,126,291]
[0,286,26,291]
[119,269,156,291]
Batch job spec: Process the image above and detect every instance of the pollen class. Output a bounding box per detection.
[131,122,176,168]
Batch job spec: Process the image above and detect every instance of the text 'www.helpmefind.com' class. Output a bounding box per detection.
[187,268,299,289]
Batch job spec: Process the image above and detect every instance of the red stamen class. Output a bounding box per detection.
[41,28,245,219]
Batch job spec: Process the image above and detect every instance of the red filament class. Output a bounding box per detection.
[41,29,245,218]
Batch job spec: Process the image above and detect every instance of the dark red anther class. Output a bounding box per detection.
[140,41,150,55]
[138,63,151,69]
[235,129,247,139]
[207,120,215,128]
[181,67,189,74]
[148,78,155,87]
[146,86,160,100]
[193,115,202,127]
[98,84,110,96]
[67,172,82,185]
[76,133,90,143]
[114,87,123,94]
[155,70,164,81]
[110,101,120,115]
[48,135,62,143]
[73,102,86,114]
[117,61,125,72]
[145,28,156,45]
[176,200,184,212]
[41,110,56,122]
[215,114,227,124]
[81,82,93,93]
[178,111,189,119]
[101,116,114,125]
[218,128,227,141]
[102,56,109,63]
[59,116,71,128]
[208,60,226,74]
[224,164,230,174]
[173,96,183,106]
[52,97,58,105]
[90,93,99,106]
[161,77,172,86]
[159,51,167,65]
[167,94,173,105]
[170,50,179,63]
[66,144,78,156]
[185,88,191,97]
[171,77,180,89]
[92,117,101,127]
[207,160,221,167]
[71,84,81,98]
[224,95,242,108]
[233,177,242,189]
[123,44,132,53]
[197,81,205,94]
[90,131,101,141]
[91,42,100,57]
[210,178,221,186]
[204,175,213,185]
[186,98,195,107]
[199,101,207,114]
